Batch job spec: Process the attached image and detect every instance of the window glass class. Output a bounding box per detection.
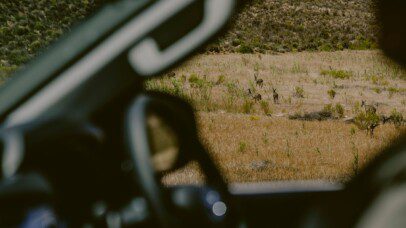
[147,1,406,184]
[1,1,405,185]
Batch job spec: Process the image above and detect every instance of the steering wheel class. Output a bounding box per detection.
[123,93,242,227]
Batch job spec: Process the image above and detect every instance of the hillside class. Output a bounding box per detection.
[214,0,379,53]
[0,0,379,72]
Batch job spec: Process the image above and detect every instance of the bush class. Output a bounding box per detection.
[335,103,345,118]
[170,78,184,97]
[372,87,382,94]
[387,87,401,98]
[368,75,389,86]
[237,44,254,54]
[238,142,247,153]
[327,89,336,99]
[293,86,305,98]
[354,110,380,133]
[323,104,334,114]
[390,109,404,127]
[216,75,226,85]
[323,103,344,118]
[260,100,271,115]
[242,100,254,114]
[321,69,352,79]
[188,74,211,88]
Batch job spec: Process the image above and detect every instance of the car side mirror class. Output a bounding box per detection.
[146,112,180,173]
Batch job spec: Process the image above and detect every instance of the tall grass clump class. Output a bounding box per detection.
[321,69,352,79]
[335,103,345,118]
[354,111,380,135]
[327,89,336,99]
[293,86,305,98]
[260,100,271,115]
[242,100,254,114]
[390,109,404,127]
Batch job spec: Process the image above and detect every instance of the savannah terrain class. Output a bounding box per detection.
[149,51,406,184]
[0,1,405,184]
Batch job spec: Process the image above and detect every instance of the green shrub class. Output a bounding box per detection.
[170,78,184,97]
[237,43,254,54]
[349,36,377,50]
[327,89,336,99]
[242,100,254,114]
[387,87,402,98]
[350,126,356,135]
[291,63,308,74]
[323,104,334,114]
[352,151,359,175]
[260,100,271,115]
[323,103,344,118]
[188,74,211,88]
[372,87,382,94]
[335,103,345,118]
[226,82,245,98]
[369,75,389,86]
[238,141,247,153]
[321,69,352,79]
[390,109,404,127]
[294,86,305,98]
[354,111,380,132]
[216,75,226,85]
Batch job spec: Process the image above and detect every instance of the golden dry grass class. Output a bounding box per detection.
[163,113,404,184]
[198,113,404,182]
[151,51,406,184]
[148,50,406,116]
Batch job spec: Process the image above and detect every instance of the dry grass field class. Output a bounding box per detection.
[150,50,406,185]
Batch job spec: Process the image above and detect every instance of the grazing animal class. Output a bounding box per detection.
[361,100,377,114]
[254,72,264,88]
[167,71,176,77]
[367,122,379,136]
[380,115,392,124]
[248,88,262,101]
[253,93,262,102]
[272,88,279,104]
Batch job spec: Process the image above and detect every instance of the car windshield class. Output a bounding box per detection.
[1,1,405,185]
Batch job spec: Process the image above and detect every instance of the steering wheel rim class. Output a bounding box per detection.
[124,93,239,227]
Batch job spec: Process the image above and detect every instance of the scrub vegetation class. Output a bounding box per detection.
[1,0,378,74]
[149,51,406,184]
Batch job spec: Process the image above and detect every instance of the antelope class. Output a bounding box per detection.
[380,115,392,124]
[254,72,264,88]
[248,89,262,101]
[166,71,176,77]
[367,122,379,136]
[361,100,377,114]
[272,88,279,104]
[253,93,262,102]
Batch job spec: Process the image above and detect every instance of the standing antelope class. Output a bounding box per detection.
[254,72,264,88]
[361,100,377,114]
[272,88,279,104]
[367,122,379,136]
[253,93,262,102]
[166,71,176,77]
